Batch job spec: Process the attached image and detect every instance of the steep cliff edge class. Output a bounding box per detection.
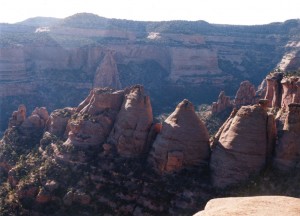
[1,14,300,131]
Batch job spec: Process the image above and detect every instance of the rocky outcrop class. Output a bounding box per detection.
[211,91,232,114]
[46,107,75,138]
[274,103,300,171]
[93,52,122,89]
[148,99,210,173]
[194,196,300,216]
[8,104,27,128]
[234,81,256,107]
[23,107,49,129]
[7,105,49,135]
[264,72,283,108]
[281,76,300,110]
[107,85,153,157]
[210,104,276,188]
[63,88,124,149]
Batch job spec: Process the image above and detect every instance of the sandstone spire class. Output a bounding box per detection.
[107,85,153,157]
[210,104,276,188]
[148,99,210,173]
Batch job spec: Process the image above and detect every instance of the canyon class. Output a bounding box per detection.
[1,14,300,215]
[1,13,300,131]
[1,69,300,214]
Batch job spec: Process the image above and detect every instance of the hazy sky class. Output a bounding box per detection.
[1,0,299,25]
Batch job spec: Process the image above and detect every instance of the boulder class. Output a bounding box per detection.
[107,85,153,157]
[274,103,300,171]
[234,81,256,108]
[210,104,276,188]
[194,196,300,216]
[148,99,210,173]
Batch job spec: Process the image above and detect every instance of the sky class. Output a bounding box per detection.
[0,0,299,25]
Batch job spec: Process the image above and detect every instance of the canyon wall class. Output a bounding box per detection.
[1,14,300,130]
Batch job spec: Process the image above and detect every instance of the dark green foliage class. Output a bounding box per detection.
[284,69,300,77]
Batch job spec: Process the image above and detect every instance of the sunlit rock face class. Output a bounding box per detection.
[107,85,153,157]
[63,88,124,149]
[211,91,232,114]
[234,81,256,108]
[148,99,210,173]
[1,14,299,131]
[274,103,300,171]
[210,104,276,188]
[280,77,300,110]
[264,72,284,108]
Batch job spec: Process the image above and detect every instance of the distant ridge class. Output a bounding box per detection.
[16,16,61,27]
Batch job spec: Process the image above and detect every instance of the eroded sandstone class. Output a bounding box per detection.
[148,99,210,173]
[274,103,300,171]
[107,85,153,157]
[210,104,276,188]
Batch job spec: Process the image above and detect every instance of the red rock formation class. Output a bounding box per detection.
[281,76,300,110]
[211,91,232,114]
[194,196,300,216]
[2,16,295,132]
[210,104,276,188]
[63,88,124,149]
[234,81,256,107]
[274,103,300,171]
[256,78,267,99]
[148,99,210,173]
[264,72,283,108]
[107,85,153,157]
[22,107,49,129]
[93,52,122,89]
[284,49,300,72]
[46,107,75,138]
[8,105,49,133]
[8,104,26,128]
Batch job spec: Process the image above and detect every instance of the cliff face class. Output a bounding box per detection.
[1,14,300,130]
